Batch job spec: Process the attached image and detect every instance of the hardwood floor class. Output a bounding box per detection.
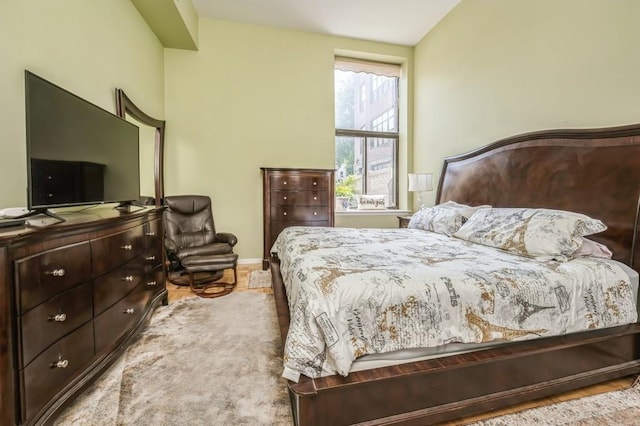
[165,263,636,424]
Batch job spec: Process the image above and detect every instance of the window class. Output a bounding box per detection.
[334,57,400,209]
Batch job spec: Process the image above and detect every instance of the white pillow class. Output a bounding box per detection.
[408,201,491,236]
[453,207,607,261]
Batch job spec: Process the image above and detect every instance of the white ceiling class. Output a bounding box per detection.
[191,0,461,46]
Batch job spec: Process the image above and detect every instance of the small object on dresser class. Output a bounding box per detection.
[0,218,25,228]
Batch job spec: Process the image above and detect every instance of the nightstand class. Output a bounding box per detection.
[397,215,412,228]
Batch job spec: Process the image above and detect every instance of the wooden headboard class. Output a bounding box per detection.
[436,124,640,271]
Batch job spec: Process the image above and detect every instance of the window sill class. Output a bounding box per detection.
[335,209,410,216]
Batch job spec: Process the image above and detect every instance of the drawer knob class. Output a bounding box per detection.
[49,268,66,277]
[53,359,69,369]
[313,181,317,185]
[283,212,287,216]
[49,313,67,322]
[314,196,317,200]
[146,280,157,286]
[283,181,287,185]
[145,255,156,261]
[122,275,134,282]
[121,244,133,250]
[313,212,317,215]
[146,232,156,236]
[124,308,135,314]
[283,196,287,200]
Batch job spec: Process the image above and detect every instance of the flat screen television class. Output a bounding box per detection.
[25,70,140,213]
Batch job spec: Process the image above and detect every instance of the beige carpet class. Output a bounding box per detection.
[52,291,640,425]
[54,293,292,426]
[248,270,272,289]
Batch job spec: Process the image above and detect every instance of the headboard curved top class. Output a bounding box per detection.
[436,123,640,271]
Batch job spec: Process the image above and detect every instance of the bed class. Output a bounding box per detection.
[270,123,640,425]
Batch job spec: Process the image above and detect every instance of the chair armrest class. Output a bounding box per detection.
[165,237,178,254]
[216,232,238,247]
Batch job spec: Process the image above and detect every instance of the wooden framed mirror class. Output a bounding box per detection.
[115,89,165,206]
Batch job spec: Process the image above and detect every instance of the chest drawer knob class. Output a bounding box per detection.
[121,275,134,282]
[124,308,135,314]
[48,313,67,322]
[53,359,69,369]
[314,212,317,215]
[313,181,317,186]
[283,181,287,185]
[145,255,156,261]
[121,244,133,250]
[283,212,287,216]
[314,196,317,200]
[146,280,157,286]
[48,268,66,277]
[283,196,287,200]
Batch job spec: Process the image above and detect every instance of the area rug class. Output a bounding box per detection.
[468,378,640,425]
[54,293,292,426]
[248,269,272,289]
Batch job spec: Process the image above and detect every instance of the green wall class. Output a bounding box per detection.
[413,0,640,207]
[0,0,165,207]
[164,19,413,261]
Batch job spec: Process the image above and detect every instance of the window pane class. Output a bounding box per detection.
[335,136,363,210]
[335,70,397,132]
[366,138,396,208]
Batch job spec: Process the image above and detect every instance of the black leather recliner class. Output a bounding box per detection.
[164,195,238,298]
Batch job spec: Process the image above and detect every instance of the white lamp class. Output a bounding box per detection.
[408,173,433,210]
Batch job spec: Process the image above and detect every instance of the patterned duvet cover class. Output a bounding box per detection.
[272,226,638,381]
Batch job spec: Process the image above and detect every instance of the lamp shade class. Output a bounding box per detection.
[408,173,433,192]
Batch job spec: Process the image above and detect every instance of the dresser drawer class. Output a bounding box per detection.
[269,174,329,190]
[16,242,91,314]
[94,283,151,353]
[144,264,165,298]
[270,205,330,222]
[91,225,145,277]
[144,219,162,249]
[21,322,94,423]
[93,255,145,315]
[20,282,92,368]
[271,190,328,206]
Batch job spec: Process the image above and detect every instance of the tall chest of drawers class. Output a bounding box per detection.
[261,167,335,269]
[0,207,166,426]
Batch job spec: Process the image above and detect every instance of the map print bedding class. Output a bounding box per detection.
[272,226,638,381]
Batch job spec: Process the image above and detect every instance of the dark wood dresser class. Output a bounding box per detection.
[0,207,166,426]
[261,168,335,269]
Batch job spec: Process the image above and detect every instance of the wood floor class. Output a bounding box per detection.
[165,263,636,425]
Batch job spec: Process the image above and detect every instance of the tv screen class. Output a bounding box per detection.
[25,70,140,210]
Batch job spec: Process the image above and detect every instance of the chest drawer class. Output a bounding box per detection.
[94,282,151,353]
[21,321,94,424]
[91,225,145,277]
[270,205,330,222]
[93,255,145,315]
[16,242,91,314]
[20,282,92,368]
[269,174,329,190]
[271,190,328,206]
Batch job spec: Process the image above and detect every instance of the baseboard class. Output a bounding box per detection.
[238,257,261,265]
